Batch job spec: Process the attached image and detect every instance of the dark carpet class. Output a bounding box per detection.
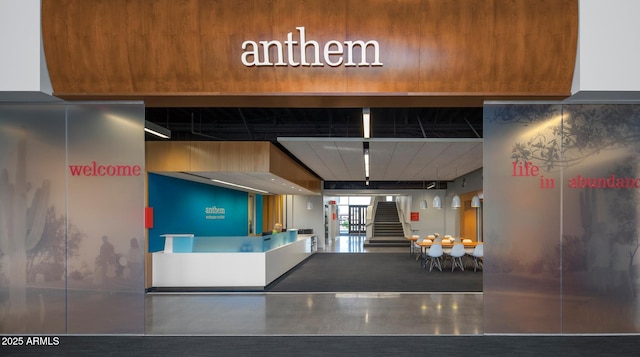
[266,253,482,292]
[10,335,640,357]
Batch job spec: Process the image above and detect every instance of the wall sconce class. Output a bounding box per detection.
[307,199,313,210]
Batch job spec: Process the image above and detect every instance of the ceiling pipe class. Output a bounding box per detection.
[417,115,427,138]
[238,108,254,140]
[464,117,481,138]
[191,111,223,140]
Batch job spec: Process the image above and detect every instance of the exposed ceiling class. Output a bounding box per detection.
[144,107,484,191]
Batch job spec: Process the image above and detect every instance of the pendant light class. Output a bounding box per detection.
[471,195,480,208]
[420,181,428,209]
[451,167,461,209]
[451,194,461,209]
[433,195,442,209]
[432,168,442,208]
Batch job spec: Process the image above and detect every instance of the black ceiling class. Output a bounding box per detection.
[144,106,483,190]
[144,107,483,142]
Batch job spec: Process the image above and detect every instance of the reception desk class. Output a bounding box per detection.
[152,231,316,290]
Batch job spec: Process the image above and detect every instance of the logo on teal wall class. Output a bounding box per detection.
[205,205,226,220]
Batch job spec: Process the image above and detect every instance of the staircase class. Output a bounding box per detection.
[363,201,409,248]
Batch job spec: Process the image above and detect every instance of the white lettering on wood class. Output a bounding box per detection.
[241,27,383,67]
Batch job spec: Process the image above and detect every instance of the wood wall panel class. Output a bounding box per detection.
[459,190,481,241]
[262,195,284,233]
[269,145,322,192]
[126,0,204,93]
[345,0,422,93]
[145,142,192,171]
[42,0,578,105]
[189,142,270,172]
[145,141,321,192]
[271,0,349,93]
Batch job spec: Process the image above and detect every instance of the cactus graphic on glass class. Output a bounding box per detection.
[0,134,50,330]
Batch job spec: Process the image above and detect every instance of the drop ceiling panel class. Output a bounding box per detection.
[279,138,483,182]
[337,141,366,180]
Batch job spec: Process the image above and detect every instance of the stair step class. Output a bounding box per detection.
[363,239,410,247]
[371,202,405,246]
[365,238,408,240]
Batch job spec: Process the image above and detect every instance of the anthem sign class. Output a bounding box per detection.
[241,27,383,67]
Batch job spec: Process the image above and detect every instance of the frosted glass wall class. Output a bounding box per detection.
[484,103,640,333]
[560,105,640,333]
[0,102,145,334]
[483,104,562,333]
[0,104,67,333]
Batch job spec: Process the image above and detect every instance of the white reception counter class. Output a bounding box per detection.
[152,233,316,290]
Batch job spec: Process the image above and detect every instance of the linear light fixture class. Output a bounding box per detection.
[144,120,171,139]
[364,150,370,177]
[363,142,370,179]
[211,179,270,194]
[363,107,371,139]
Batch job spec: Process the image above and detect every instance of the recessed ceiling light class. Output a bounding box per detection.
[211,179,269,194]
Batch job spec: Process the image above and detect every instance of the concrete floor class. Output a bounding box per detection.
[145,235,484,335]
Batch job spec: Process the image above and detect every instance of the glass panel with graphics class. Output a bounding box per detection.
[65,103,145,334]
[0,104,67,333]
[561,105,640,333]
[483,104,562,333]
[484,103,640,334]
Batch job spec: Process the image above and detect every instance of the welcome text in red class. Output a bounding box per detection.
[69,161,142,177]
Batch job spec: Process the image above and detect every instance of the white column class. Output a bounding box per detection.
[570,0,640,100]
[0,0,55,100]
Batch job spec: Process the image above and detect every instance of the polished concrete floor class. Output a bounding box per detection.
[145,235,484,335]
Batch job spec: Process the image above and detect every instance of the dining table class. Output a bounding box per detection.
[405,236,420,255]
[416,241,480,249]
[416,240,481,266]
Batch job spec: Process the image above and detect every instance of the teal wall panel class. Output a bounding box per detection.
[148,174,249,252]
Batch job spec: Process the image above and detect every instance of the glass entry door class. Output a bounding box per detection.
[348,205,368,235]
